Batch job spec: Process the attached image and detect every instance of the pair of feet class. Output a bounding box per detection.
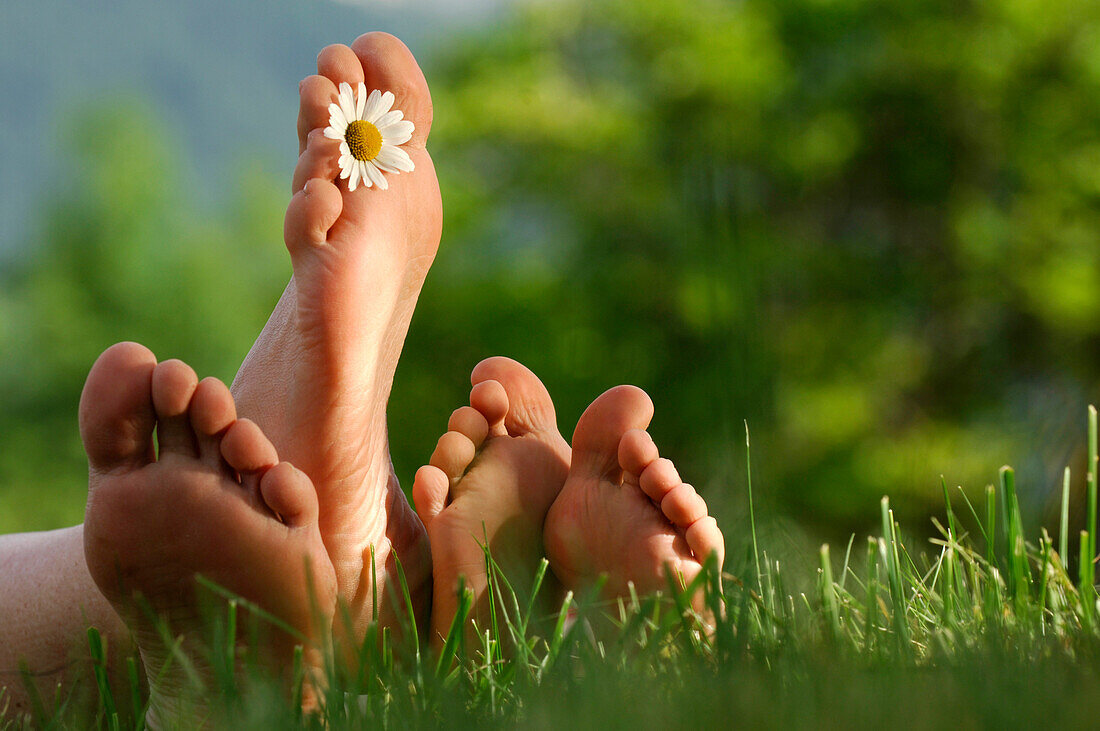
[79,31,724,715]
[412,357,725,645]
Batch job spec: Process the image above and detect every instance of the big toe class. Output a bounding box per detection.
[471,356,558,436]
[79,342,158,474]
[571,386,654,478]
[351,32,432,147]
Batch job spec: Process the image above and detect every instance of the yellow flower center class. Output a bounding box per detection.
[346,119,383,162]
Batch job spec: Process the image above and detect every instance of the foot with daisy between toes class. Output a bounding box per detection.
[231,31,442,658]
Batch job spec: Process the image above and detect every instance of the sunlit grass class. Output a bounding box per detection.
[10,409,1100,728]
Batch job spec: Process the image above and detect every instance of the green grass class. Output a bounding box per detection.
[11,410,1100,729]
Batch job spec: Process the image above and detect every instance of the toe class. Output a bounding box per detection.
[570,385,654,479]
[469,379,509,438]
[661,483,708,529]
[430,431,477,483]
[297,74,339,154]
[412,465,449,526]
[665,550,704,592]
[151,359,199,458]
[285,177,343,252]
[639,458,681,502]
[79,342,158,474]
[470,357,558,437]
[221,419,279,493]
[292,129,342,194]
[447,406,489,448]
[685,516,725,571]
[351,32,433,147]
[317,43,365,88]
[618,429,659,477]
[190,377,237,469]
[260,462,318,526]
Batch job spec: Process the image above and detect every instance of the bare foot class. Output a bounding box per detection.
[544,386,725,607]
[81,343,336,723]
[412,358,571,647]
[230,33,441,643]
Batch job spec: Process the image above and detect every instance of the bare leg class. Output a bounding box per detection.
[0,527,131,719]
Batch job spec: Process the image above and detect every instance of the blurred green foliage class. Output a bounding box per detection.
[0,101,289,530]
[3,0,1100,541]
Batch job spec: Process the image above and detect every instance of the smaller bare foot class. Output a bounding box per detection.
[80,343,337,724]
[544,386,725,609]
[412,357,571,647]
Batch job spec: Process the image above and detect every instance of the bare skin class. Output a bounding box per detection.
[230,32,442,646]
[81,342,336,725]
[544,386,725,609]
[411,358,571,648]
[0,527,130,720]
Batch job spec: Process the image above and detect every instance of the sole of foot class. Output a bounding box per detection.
[543,385,725,612]
[412,357,571,648]
[81,342,336,722]
[230,32,442,645]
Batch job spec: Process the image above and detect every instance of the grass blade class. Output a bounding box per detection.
[1090,405,1098,565]
[86,627,117,724]
[820,544,840,643]
[746,421,762,593]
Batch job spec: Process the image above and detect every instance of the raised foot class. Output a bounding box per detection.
[81,342,336,722]
[412,357,571,647]
[230,31,442,647]
[544,385,725,607]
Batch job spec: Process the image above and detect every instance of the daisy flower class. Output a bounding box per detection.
[324,82,415,192]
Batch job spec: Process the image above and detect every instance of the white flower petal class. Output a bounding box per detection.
[370,153,399,173]
[339,141,350,157]
[394,146,416,171]
[365,161,388,190]
[380,122,414,147]
[379,91,395,116]
[379,119,413,136]
[364,89,384,122]
[385,132,412,147]
[323,126,343,140]
[356,82,367,119]
[348,162,361,191]
[338,83,356,122]
[374,110,403,130]
[328,103,346,126]
[376,145,414,172]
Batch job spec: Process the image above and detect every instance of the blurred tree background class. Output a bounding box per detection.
[3,0,1100,553]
